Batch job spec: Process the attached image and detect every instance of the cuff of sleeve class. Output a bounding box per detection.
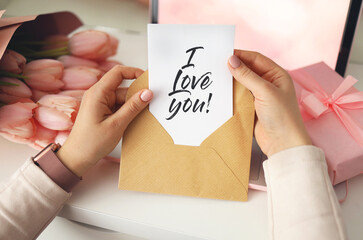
[263,145,328,182]
[264,145,326,167]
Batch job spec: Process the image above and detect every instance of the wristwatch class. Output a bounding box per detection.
[33,143,81,193]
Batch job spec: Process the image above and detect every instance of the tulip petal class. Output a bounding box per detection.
[25,72,64,91]
[58,90,85,101]
[0,93,22,104]
[35,106,73,130]
[54,131,70,145]
[24,59,64,79]
[0,102,37,128]
[32,121,57,148]
[0,77,32,98]
[0,132,33,144]
[62,66,102,90]
[1,120,35,138]
[58,55,98,68]
[31,89,51,102]
[69,30,112,60]
[0,50,26,74]
[38,94,79,118]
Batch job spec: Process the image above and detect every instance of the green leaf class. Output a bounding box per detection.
[0,81,19,86]
[0,70,28,80]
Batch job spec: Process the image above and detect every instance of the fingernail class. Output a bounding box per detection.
[140,89,153,102]
[229,55,241,69]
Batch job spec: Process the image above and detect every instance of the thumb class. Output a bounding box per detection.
[108,89,153,129]
[228,55,272,97]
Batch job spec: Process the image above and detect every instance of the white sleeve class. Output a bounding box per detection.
[263,145,347,240]
[0,158,71,240]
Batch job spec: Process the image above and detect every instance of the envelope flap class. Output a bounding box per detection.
[233,79,254,113]
[201,81,254,196]
[120,140,248,201]
[121,71,255,201]
[125,71,175,144]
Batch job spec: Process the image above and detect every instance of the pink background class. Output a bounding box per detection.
[159,0,350,70]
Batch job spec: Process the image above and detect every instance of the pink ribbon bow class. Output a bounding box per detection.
[291,70,363,147]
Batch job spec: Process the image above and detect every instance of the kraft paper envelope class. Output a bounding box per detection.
[119,71,255,201]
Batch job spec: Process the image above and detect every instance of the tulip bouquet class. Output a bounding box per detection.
[0,30,122,160]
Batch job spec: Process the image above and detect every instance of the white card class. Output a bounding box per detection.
[148,24,234,146]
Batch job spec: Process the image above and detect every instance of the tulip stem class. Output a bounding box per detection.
[29,47,69,55]
[13,40,69,46]
[0,70,28,80]
[10,44,70,59]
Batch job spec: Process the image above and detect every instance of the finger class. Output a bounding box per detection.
[234,50,285,77]
[228,54,273,96]
[94,65,144,92]
[233,50,290,89]
[116,87,128,105]
[106,89,153,130]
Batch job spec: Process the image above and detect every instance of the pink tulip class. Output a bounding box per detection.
[0,101,37,144]
[106,35,119,57]
[58,55,98,68]
[31,89,59,102]
[31,89,47,102]
[98,59,122,72]
[0,50,26,74]
[62,66,103,90]
[0,77,32,98]
[43,34,69,50]
[31,121,57,149]
[58,90,85,101]
[0,93,22,104]
[24,59,64,79]
[24,59,65,91]
[25,73,64,91]
[69,30,117,60]
[35,94,80,130]
[37,94,80,115]
[35,107,73,131]
[54,131,70,145]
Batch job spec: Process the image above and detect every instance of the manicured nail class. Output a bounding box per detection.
[140,89,153,102]
[229,55,241,69]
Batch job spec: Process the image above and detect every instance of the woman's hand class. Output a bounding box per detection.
[228,50,311,157]
[56,66,153,177]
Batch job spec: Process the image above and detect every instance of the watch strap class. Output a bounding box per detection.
[34,145,81,193]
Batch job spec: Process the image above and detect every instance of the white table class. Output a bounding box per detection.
[0,134,363,240]
[1,0,363,239]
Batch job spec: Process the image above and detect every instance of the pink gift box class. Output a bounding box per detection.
[289,62,363,185]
